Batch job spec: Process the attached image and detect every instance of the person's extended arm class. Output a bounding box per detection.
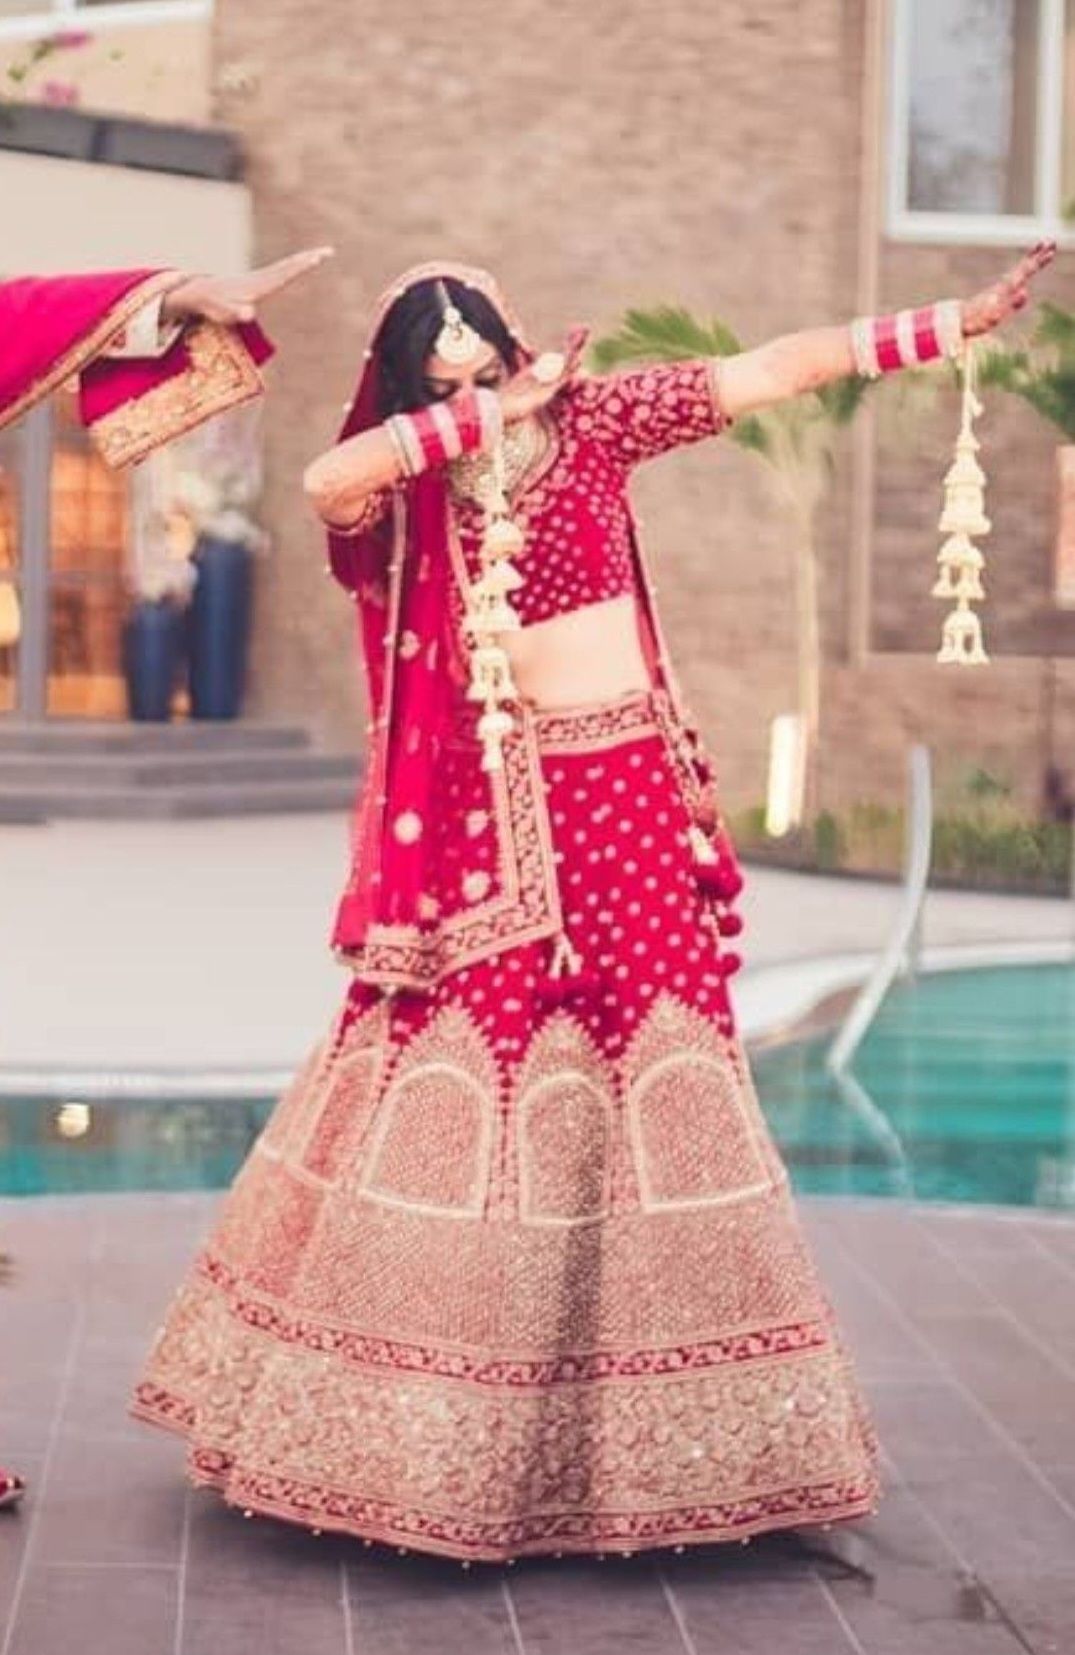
[717,240,1055,419]
[102,249,333,362]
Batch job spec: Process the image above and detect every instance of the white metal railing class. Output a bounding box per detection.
[829,1066,914,1198]
[826,743,933,1076]
[0,1,210,41]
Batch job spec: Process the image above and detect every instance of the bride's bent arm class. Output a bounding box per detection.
[717,239,1055,421]
[304,381,508,530]
[304,427,402,530]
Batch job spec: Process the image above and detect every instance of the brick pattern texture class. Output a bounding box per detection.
[211,0,1075,817]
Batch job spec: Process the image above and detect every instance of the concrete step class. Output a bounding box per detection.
[0,720,315,757]
[0,775,361,822]
[0,751,360,788]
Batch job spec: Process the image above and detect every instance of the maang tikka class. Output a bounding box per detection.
[434,280,484,367]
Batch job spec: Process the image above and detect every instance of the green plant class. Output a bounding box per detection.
[591,307,872,810]
[731,796,1071,893]
[812,810,846,870]
[979,302,1075,443]
[963,766,1014,803]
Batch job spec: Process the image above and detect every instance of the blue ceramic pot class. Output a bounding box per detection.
[187,535,252,721]
[122,598,184,722]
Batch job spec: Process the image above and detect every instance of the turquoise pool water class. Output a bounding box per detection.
[2,964,1073,1208]
[755,962,1075,1209]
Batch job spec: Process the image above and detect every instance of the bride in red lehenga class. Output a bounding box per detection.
[132,246,1052,1562]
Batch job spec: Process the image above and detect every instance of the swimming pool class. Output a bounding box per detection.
[2,963,1072,1209]
[755,961,1075,1209]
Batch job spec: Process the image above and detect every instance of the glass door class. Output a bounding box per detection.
[46,394,130,718]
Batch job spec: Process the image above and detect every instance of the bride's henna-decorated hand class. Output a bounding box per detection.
[960,239,1056,339]
[162,246,335,327]
[499,326,590,424]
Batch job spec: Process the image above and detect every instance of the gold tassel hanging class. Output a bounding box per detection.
[935,342,990,666]
[462,442,527,772]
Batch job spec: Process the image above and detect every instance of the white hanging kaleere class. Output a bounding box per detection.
[462,442,527,772]
[934,342,990,666]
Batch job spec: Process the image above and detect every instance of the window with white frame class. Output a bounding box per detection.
[890,0,1075,242]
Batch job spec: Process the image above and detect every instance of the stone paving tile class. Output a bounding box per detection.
[5,1193,1075,1653]
[920,1219,1075,1371]
[896,1455,1075,1655]
[4,1563,179,1655]
[799,1209,937,1383]
[907,1311,1075,1472]
[658,1540,859,1655]
[1021,1220,1075,1272]
[868,1377,1009,1463]
[820,1481,1029,1655]
[181,1496,351,1655]
[29,1430,187,1567]
[348,1552,518,1655]
[0,1302,79,1456]
[505,1556,681,1655]
[0,1455,43,1628]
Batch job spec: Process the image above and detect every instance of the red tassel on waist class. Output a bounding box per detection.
[537,930,600,1007]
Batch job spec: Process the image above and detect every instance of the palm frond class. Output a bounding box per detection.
[1034,301,1075,359]
[977,344,1032,391]
[590,305,743,371]
[733,414,773,457]
[815,375,871,426]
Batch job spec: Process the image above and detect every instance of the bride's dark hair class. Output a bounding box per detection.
[377,277,519,416]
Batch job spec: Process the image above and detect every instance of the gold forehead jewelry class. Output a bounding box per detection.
[531,351,565,386]
[434,280,484,367]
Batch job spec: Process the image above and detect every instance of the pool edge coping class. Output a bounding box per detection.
[2,936,1073,1098]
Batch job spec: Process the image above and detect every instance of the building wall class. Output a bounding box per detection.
[0,15,212,125]
[213,0,1075,818]
[0,149,251,274]
[213,0,866,811]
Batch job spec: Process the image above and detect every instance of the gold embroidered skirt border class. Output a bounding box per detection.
[131,692,879,1561]
[131,1014,880,1561]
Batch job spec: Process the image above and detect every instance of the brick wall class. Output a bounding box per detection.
[212,0,1075,820]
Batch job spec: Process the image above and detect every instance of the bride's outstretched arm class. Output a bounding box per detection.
[717,240,1056,420]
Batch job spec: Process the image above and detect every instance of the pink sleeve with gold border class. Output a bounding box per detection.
[571,359,729,468]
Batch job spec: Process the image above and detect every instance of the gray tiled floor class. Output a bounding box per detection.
[2,1192,1074,1655]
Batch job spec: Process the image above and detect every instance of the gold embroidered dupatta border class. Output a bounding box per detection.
[0,269,180,436]
[91,319,266,468]
[334,499,564,991]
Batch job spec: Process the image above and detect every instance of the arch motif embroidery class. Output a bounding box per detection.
[623,994,772,1212]
[515,1014,615,1225]
[360,1005,497,1219]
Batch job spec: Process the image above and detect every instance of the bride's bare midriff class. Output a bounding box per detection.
[502,593,653,709]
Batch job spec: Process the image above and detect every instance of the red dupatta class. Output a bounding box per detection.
[0,267,273,466]
[327,264,537,970]
[326,263,695,991]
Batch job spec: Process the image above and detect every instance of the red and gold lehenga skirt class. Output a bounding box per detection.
[132,689,879,1561]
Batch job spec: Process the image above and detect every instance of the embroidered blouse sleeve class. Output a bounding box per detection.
[574,359,729,469]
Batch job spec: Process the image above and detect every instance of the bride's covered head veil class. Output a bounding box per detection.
[325,263,537,985]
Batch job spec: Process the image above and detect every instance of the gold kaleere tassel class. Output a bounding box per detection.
[462,443,527,772]
[934,341,990,666]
